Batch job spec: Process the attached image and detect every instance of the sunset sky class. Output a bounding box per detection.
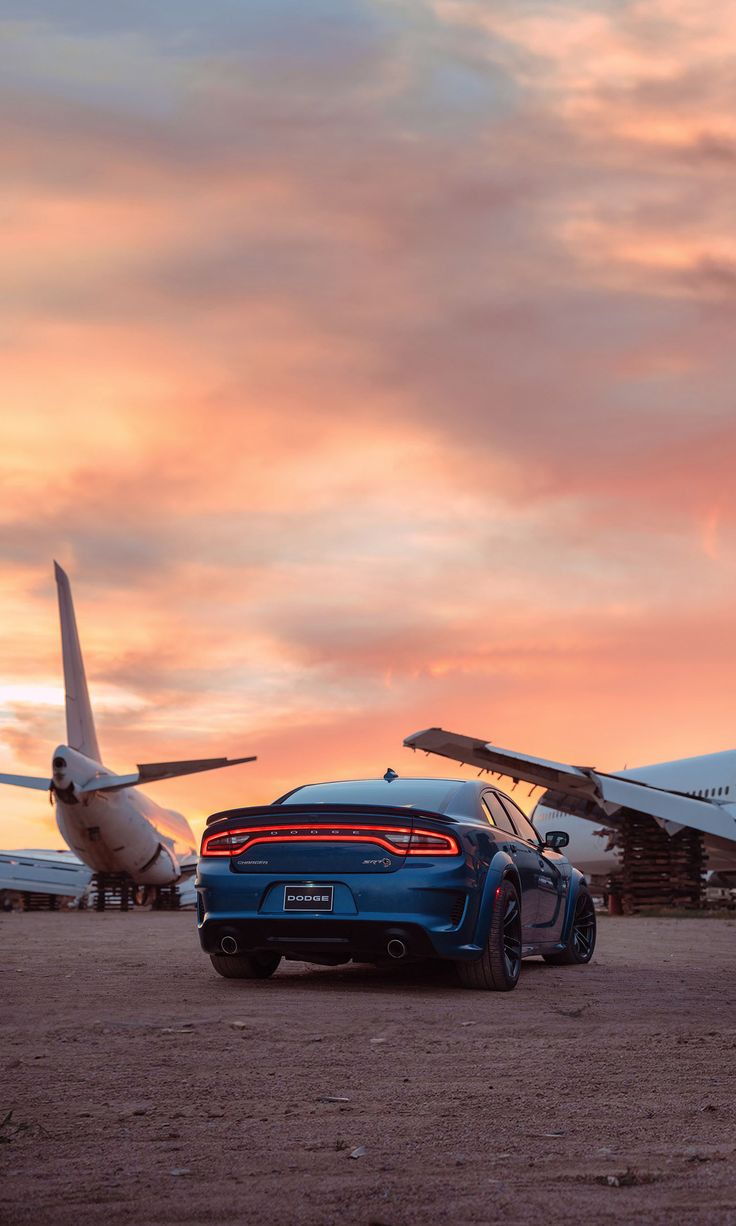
[2,0,736,850]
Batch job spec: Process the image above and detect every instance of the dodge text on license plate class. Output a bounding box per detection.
[283,885,334,912]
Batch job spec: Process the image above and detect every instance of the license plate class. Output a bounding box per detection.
[283,885,334,912]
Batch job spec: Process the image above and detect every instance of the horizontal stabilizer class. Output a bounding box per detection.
[78,755,256,795]
[0,773,52,792]
[137,756,257,784]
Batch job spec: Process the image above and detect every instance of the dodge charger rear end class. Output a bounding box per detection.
[196,775,595,991]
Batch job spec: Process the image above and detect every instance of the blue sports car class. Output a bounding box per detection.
[196,773,596,990]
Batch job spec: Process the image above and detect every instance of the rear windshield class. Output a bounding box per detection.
[278,778,459,811]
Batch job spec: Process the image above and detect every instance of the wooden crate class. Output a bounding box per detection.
[619,812,705,913]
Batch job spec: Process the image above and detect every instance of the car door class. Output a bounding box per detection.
[534,847,570,941]
[482,792,538,944]
[501,798,566,941]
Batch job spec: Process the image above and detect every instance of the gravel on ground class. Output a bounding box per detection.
[1,912,735,1225]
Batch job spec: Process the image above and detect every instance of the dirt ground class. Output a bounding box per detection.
[1,913,735,1226]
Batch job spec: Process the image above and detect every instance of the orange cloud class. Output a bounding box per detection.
[2,0,736,850]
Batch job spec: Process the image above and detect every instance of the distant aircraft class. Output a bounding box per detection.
[0,847,92,908]
[0,846,199,910]
[403,728,736,892]
[0,564,255,905]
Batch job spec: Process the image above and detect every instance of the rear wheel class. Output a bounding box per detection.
[456,879,522,991]
[209,952,282,980]
[543,887,596,965]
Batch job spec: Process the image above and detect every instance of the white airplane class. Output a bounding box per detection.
[0,846,200,909]
[403,728,736,885]
[0,848,92,907]
[0,563,255,901]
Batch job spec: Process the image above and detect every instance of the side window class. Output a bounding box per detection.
[500,797,540,846]
[480,798,495,826]
[482,793,516,835]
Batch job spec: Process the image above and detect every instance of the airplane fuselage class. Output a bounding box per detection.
[52,744,196,884]
[619,748,736,802]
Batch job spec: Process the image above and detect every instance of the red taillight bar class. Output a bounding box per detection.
[200,823,460,858]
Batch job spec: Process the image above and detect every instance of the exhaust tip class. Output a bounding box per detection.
[387,938,407,960]
[220,935,238,955]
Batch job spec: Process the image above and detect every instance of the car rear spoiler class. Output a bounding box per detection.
[204,802,460,829]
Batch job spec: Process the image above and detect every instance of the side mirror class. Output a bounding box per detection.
[544,830,570,850]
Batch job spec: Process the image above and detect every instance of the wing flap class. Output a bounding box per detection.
[594,774,734,840]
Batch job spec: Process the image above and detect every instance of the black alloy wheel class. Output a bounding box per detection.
[572,889,596,960]
[456,879,522,991]
[543,887,597,966]
[501,889,523,979]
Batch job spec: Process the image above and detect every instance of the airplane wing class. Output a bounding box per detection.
[403,727,736,843]
[0,773,52,791]
[77,755,257,795]
[403,728,593,794]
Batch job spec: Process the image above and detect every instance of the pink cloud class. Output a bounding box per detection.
[2,1,736,848]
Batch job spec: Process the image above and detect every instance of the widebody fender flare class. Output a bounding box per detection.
[559,868,589,944]
[468,851,521,953]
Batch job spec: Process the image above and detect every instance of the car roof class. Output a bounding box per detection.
[204,777,530,827]
[275,776,485,817]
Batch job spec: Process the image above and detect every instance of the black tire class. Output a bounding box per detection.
[543,887,596,965]
[209,952,282,980]
[456,879,522,991]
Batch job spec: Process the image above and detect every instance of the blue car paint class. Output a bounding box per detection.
[196,778,588,967]
[198,858,482,961]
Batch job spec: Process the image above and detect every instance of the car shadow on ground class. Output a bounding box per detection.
[211,954,555,995]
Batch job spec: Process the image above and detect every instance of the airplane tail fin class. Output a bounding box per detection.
[54,562,101,762]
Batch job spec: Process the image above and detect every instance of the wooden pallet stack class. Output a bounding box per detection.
[22,892,59,911]
[620,812,705,914]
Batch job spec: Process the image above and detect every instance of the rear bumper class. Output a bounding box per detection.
[198,916,439,961]
[196,859,486,963]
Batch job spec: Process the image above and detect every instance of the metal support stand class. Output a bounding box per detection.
[88,876,181,911]
[91,873,135,912]
[151,885,181,910]
[22,892,58,911]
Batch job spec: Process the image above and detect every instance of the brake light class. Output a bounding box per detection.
[201,832,246,853]
[200,824,460,857]
[407,830,455,853]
